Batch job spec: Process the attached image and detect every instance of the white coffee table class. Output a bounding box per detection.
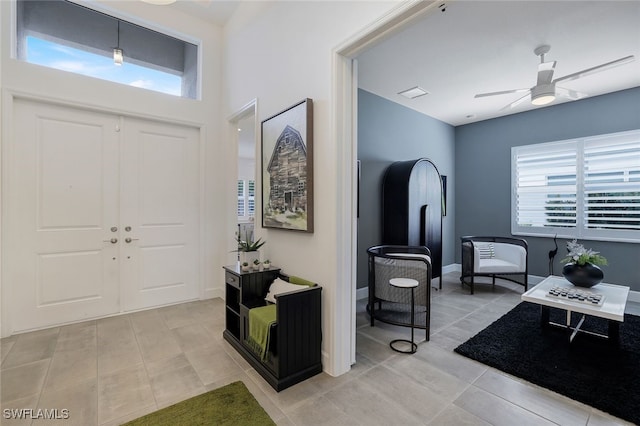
[521,275,630,343]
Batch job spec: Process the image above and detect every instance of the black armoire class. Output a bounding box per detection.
[382,158,443,288]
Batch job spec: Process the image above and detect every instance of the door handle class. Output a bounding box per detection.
[125,237,139,244]
[103,238,118,244]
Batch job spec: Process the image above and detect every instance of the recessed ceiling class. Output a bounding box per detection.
[357,1,640,126]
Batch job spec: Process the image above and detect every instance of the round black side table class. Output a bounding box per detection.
[388,277,418,354]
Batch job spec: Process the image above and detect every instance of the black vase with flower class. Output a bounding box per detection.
[561,239,607,288]
[562,262,604,288]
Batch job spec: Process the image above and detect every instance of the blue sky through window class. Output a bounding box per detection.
[26,36,181,97]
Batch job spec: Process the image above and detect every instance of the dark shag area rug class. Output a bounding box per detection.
[455,302,640,425]
[122,381,275,426]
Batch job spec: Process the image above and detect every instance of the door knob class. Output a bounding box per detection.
[111,226,118,232]
[125,237,139,243]
[103,238,118,244]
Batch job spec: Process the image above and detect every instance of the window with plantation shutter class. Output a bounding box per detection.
[237,179,256,220]
[237,180,245,217]
[512,129,640,243]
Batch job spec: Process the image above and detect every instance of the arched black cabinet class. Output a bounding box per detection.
[382,158,443,288]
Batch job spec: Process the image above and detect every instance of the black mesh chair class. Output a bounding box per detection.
[367,245,432,340]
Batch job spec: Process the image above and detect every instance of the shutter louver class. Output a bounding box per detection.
[584,135,640,232]
[515,142,577,229]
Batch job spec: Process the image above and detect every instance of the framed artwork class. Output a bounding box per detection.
[261,98,314,232]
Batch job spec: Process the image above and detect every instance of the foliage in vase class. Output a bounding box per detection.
[234,231,266,252]
[561,239,607,266]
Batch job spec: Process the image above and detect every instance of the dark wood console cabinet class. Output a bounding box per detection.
[222,265,322,391]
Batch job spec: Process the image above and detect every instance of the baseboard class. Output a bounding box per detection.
[443,263,460,274]
[356,286,368,301]
[204,287,223,300]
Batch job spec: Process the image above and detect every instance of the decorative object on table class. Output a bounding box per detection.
[252,259,261,270]
[561,239,607,288]
[241,262,250,272]
[261,98,314,232]
[263,259,271,269]
[234,230,265,266]
[548,234,558,275]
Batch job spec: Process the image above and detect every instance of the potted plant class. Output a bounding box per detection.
[252,259,261,270]
[263,259,271,269]
[234,231,265,266]
[561,239,608,287]
[241,261,250,272]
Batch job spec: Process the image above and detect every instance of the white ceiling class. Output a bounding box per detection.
[171,0,239,26]
[357,1,640,126]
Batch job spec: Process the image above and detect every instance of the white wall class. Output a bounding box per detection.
[223,1,402,376]
[0,0,226,324]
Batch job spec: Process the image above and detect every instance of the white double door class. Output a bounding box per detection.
[7,99,200,333]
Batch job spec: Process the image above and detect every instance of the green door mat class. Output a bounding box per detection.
[123,381,276,426]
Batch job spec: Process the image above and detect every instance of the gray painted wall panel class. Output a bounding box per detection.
[357,89,455,289]
[455,87,640,289]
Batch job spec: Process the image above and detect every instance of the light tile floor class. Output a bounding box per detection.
[1,273,637,425]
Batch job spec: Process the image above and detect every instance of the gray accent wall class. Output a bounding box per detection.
[455,87,640,289]
[357,89,455,289]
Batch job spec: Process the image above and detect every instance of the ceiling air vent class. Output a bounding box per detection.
[398,86,429,99]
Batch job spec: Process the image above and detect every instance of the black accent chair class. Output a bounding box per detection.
[460,236,528,295]
[367,245,432,340]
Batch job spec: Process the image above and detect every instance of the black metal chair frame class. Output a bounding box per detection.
[367,245,432,339]
[460,236,528,295]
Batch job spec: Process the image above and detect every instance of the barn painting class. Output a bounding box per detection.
[261,99,313,232]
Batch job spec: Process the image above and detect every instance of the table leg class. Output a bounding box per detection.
[608,320,620,346]
[540,306,550,328]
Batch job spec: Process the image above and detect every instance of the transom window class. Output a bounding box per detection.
[16,0,198,99]
[512,129,640,243]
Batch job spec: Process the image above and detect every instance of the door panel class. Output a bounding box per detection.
[10,99,120,332]
[8,99,201,334]
[120,118,200,311]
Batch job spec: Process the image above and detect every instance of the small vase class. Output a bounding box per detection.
[239,250,260,267]
[562,262,604,288]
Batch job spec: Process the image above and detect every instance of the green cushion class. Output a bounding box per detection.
[288,275,315,287]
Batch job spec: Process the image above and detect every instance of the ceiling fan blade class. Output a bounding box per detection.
[556,86,588,100]
[537,61,556,85]
[475,88,529,98]
[553,55,635,84]
[500,93,531,111]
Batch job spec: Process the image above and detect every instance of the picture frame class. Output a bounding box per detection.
[261,98,313,232]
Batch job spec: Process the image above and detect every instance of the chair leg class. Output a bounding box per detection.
[470,276,474,295]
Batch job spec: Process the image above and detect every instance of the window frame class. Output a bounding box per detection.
[14,0,202,100]
[511,129,640,243]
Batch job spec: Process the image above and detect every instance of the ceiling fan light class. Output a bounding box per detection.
[531,84,555,106]
[531,94,555,105]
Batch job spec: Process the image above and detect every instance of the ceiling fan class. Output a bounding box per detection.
[474,45,635,110]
